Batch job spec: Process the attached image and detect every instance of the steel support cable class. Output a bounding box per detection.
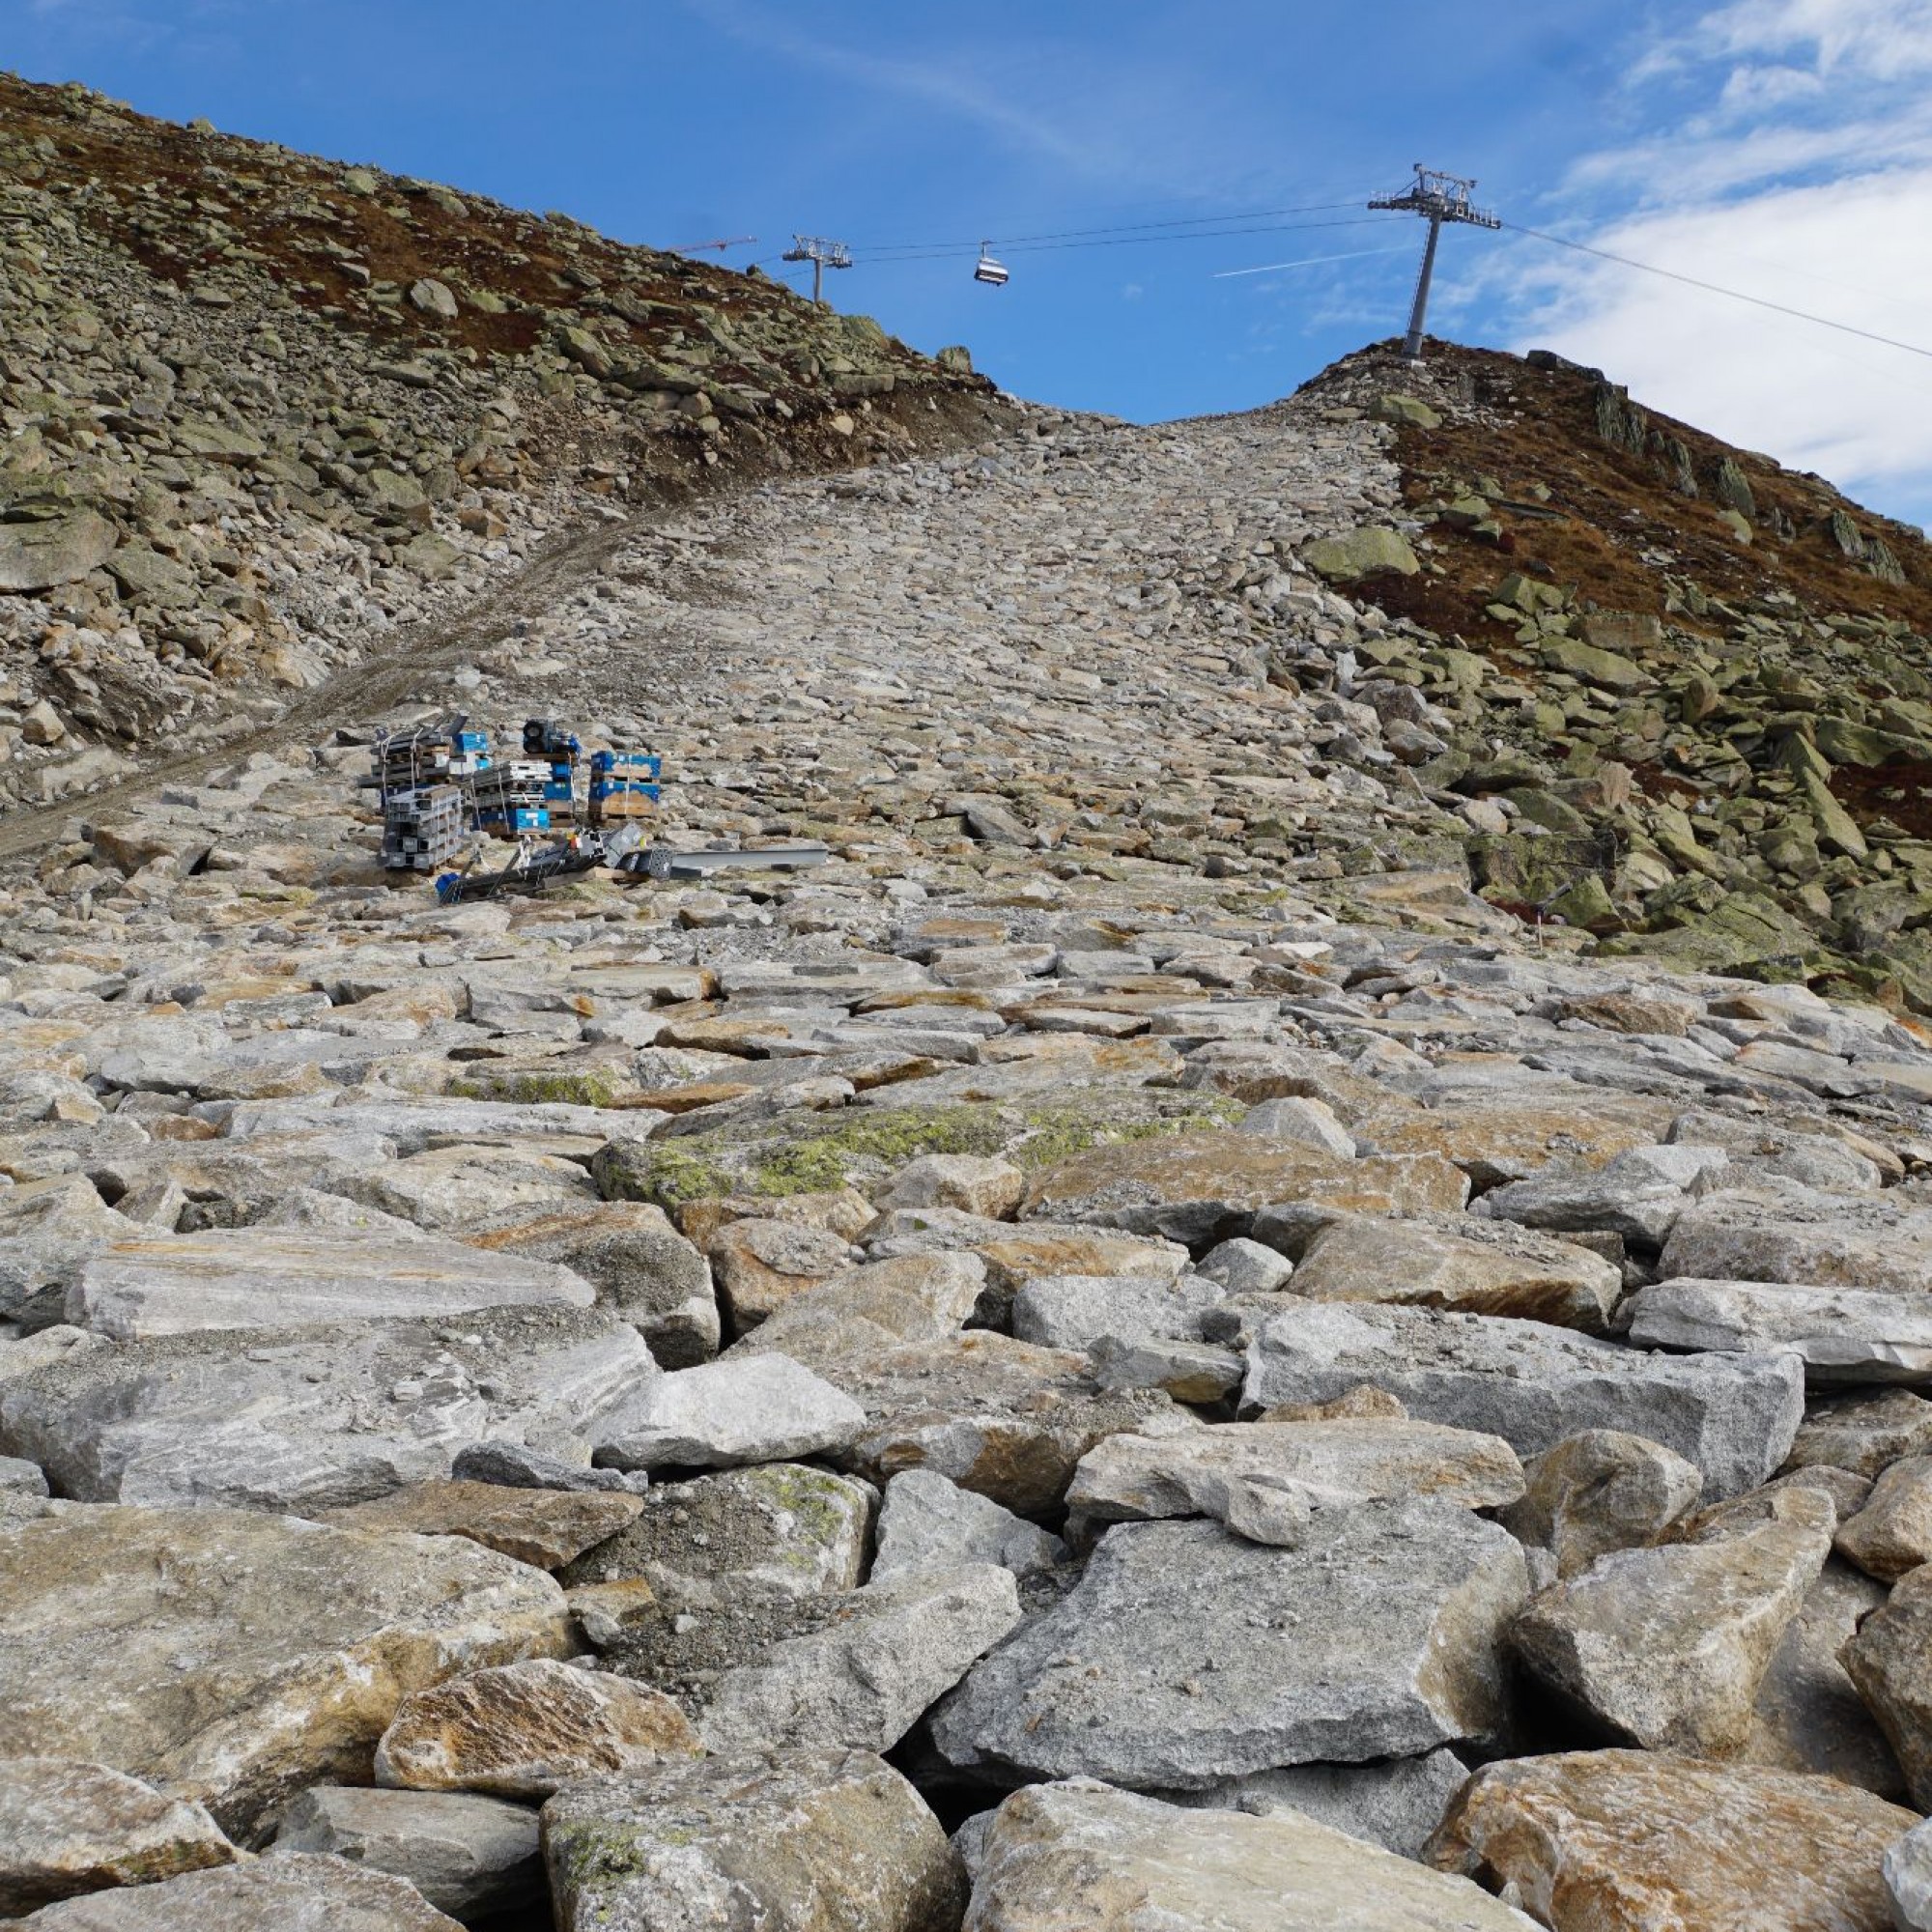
[845,213,1406,267]
[1505,221,1932,364]
[851,197,1378,256]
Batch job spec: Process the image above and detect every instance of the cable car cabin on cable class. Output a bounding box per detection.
[975,242,1009,286]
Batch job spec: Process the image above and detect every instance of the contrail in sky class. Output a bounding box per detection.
[1214,245,1412,278]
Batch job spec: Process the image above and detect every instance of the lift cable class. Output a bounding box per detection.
[1505,221,1932,365]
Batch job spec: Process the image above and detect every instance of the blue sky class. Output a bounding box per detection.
[7,0,1932,528]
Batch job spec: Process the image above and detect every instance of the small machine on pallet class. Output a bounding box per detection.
[525,719,582,827]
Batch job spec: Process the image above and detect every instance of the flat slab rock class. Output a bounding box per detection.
[1020,1132,1467,1245]
[320,1479,645,1569]
[542,1747,964,1932]
[0,1504,569,1844]
[1244,1301,1804,1499]
[0,1304,657,1513]
[931,1507,1527,1789]
[814,1333,1179,1517]
[1662,1185,1932,1293]
[968,1779,1538,1932]
[13,1850,466,1929]
[65,1228,595,1338]
[1287,1211,1622,1332]
[1065,1418,1524,1541]
[0,1758,235,1917]
[1431,1748,1917,1932]
[1629,1277,1932,1384]
[596,1350,865,1471]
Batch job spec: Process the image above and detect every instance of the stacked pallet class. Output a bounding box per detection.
[587,750,663,826]
[371,722,488,801]
[381,783,467,872]
[469,759,552,836]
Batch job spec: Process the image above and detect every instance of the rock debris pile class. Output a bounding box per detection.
[11,65,1932,1932]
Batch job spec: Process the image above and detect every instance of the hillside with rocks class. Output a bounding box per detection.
[12,66,1932,1932]
[0,72,1000,810]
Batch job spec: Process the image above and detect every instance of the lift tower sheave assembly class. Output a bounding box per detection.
[1369,166,1501,362]
[782,235,852,305]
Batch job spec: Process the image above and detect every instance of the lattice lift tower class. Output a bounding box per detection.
[1370,166,1501,362]
[782,235,852,305]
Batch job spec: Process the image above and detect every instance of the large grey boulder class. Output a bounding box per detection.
[272,1786,542,1920]
[698,1563,1023,1754]
[0,1174,139,1324]
[931,1507,1528,1789]
[542,1749,964,1932]
[65,1228,596,1338]
[0,509,118,592]
[16,1851,465,1928]
[0,1305,658,1512]
[1244,1301,1804,1498]
[1500,1429,1703,1577]
[1011,1271,1224,1351]
[596,1351,866,1471]
[1065,1418,1523,1545]
[872,1468,1068,1584]
[1629,1278,1932,1384]
[1475,1144,1730,1249]
[1662,1185,1932,1293]
[1169,1748,1469,1861]
[0,1504,570,1842]
[966,1779,1537,1932]
[0,1759,235,1917]
[1511,1493,1833,1753]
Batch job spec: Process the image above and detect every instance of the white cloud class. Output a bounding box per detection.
[1497,0,1932,528]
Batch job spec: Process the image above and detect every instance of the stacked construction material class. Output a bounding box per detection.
[370,719,489,802]
[525,719,582,827]
[381,783,467,872]
[587,750,663,826]
[468,759,551,836]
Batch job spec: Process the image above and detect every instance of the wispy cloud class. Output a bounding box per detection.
[680,0,1135,180]
[1491,0,1932,527]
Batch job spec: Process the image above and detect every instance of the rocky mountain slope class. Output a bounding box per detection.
[10,67,1932,1932]
[0,72,999,809]
[1296,340,1932,1003]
